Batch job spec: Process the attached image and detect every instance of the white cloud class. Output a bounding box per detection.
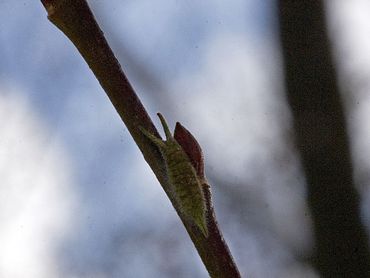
[0,86,76,277]
[326,0,370,230]
[169,34,286,177]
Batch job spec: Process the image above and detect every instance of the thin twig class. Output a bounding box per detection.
[40,0,241,277]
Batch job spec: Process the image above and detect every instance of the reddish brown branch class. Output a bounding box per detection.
[40,0,241,277]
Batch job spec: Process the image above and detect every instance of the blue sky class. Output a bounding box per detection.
[1,1,370,277]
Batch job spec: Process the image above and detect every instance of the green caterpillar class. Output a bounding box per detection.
[140,113,208,237]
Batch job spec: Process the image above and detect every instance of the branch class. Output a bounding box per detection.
[277,1,370,276]
[40,1,241,277]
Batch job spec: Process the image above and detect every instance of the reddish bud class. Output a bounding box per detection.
[174,122,205,179]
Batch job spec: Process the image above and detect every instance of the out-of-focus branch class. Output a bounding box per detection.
[277,1,370,277]
[40,1,240,277]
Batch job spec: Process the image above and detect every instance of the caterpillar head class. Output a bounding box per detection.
[139,113,176,149]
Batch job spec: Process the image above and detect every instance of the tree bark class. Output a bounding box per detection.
[277,1,370,277]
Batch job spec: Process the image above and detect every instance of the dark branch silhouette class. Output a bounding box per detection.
[277,1,370,277]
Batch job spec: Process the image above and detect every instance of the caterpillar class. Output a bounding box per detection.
[139,113,208,237]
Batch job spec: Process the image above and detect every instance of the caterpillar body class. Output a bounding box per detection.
[140,113,208,237]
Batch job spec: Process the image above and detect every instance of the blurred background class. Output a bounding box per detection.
[1,0,370,277]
